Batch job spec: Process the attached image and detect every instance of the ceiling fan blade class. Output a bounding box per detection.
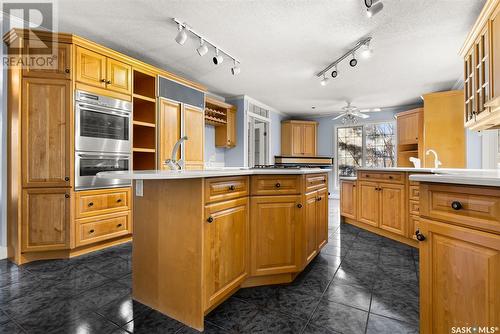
[351,110,370,119]
[332,113,345,120]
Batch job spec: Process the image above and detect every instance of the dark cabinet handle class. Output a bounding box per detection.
[366,175,370,177]
[88,202,94,207]
[117,199,122,203]
[228,185,235,191]
[117,223,122,228]
[415,230,426,241]
[65,68,70,73]
[297,204,302,208]
[317,197,322,201]
[275,182,281,188]
[100,79,106,82]
[64,176,70,181]
[207,216,214,223]
[89,229,95,234]
[451,201,462,210]
[106,80,111,84]
[65,194,70,198]
[389,176,393,179]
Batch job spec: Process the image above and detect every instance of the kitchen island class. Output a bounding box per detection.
[98,168,330,331]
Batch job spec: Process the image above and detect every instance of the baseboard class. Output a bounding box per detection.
[0,246,7,260]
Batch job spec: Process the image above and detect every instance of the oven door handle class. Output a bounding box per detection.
[77,103,131,117]
[77,153,131,159]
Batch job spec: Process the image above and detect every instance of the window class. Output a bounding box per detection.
[336,122,396,181]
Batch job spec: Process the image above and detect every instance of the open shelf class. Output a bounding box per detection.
[133,70,156,99]
[133,124,156,150]
[133,151,156,170]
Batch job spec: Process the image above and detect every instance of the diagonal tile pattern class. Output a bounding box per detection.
[0,200,419,333]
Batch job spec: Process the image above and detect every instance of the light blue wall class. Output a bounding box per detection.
[204,125,226,166]
[270,110,285,163]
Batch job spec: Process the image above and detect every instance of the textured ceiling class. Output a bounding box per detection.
[53,0,484,116]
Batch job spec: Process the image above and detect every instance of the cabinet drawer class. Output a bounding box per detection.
[204,176,249,204]
[358,171,404,184]
[251,175,301,195]
[409,185,420,201]
[409,199,420,215]
[76,211,131,247]
[305,173,328,191]
[409,215,420,240]
[76,188,131,218]
[420,184,500,234]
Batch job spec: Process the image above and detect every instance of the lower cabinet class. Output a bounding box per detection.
[316,188,328,249]
[340,180,357,219]
[419,218,500,333]
[304,188,328,264]
[22,187,71,252]
[75,211,131,247]
[358,181,379,227]
[250,195,302,276]
[379,183,405,236]
[204,197,249,310]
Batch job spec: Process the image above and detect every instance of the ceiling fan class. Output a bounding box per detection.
[332,102,381,121]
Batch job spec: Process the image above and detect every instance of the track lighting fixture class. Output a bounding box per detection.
[320,75,329,86]
[331,65,338,78]
[213,49,224,65]
[349,53,358,67]
[231,60,241,75]
[196,38,208,56]
[172,18,240,74]
[175,23,188,45]
[366,1,384,17]
[360,41,373,58]
[316,37,372,84]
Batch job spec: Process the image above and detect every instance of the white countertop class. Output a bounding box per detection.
[409,169,500,187]
[98,167,331,180]
[339,176,357,181]
[357,167,435,172]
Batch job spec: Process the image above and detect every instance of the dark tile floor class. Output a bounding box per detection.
[0,200,419,334]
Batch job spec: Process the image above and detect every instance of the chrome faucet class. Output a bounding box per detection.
[426,149,442,169]
[164,136,188,170]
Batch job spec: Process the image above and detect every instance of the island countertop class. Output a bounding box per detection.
[409,169,500,187]
[98,167,332,180]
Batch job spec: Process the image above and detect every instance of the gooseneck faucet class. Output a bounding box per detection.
[164,136,188,170]
[426,149,442,169]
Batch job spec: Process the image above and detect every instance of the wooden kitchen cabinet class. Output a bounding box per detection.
[340,180,357,220]
[22,188,70,252]
[418,218,500,333]
[281,120,317,156]
[358,181,379,227]
[159,98,182,170]
[22,77,71,188]
[75,46,132,95]
[206,96,237,149]
[379,183,406,236]
[316,188,328,250]
[304,191,318,264]
[183,105,205,170]
[397,109,421,145]
[23,42,72,79]
[250,195,302,276]
[204,198,249,310]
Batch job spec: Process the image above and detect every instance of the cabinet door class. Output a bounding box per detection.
[22,77,71,187]
[183,105,204,170]
[158,99,181,170]
[304,191,318,264]
[250,195,302,276]
[23,43,72,79]
[397,112,419,145]
[291,123,303,155]
[419,219,500,334]
[340,180,357,219]
[204,198,248,310]
[106,58,132,95]
[490,5,500,101]
[75,46,106,88]
[379,183,406,236]
[358,181,379,227]
[302,123,317,156]
[22,188,70,252]
[316,188,328,250]
[226,108,237,147]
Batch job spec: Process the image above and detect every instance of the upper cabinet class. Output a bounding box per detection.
[23,42,72,80]
[204,97,237,148]
[75,46,132,96]
[396,108,423,167]
[461,0,500,130]
[281,120,317,156]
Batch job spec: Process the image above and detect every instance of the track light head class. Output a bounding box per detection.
[366,1,383,17]
[175,23,188,45]
[213,49,224,65]
[364,0,379,8]
[320,75,329,86]
[360,42,373,58]
[196,38,208,56]
[231,60,241,75]
[331,65,338,78]
[349,54,358,67]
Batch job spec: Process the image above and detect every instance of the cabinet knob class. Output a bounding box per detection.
[89,229,95,234]
[317,197,322,201]
[207,216,214,223]
[106,80,111,84]
[64,176,70,181]
[275,182,281,188]
[117,199,122,203]
[117,223,122,228]
[100,79,106,82]
[388,176,393,179]
[88,202,94,207]
[297,203,302,208]
[451,201,462,210]
[228,185,235,191]
[415,230,426,241]
[65,68,70,73]
[65,194,70,198]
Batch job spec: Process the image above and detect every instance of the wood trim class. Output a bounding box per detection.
[394,107,423,118]
[241,273,294,288]
[281,120,318,125]
[459,0,500,56]
[205,96,234,109]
